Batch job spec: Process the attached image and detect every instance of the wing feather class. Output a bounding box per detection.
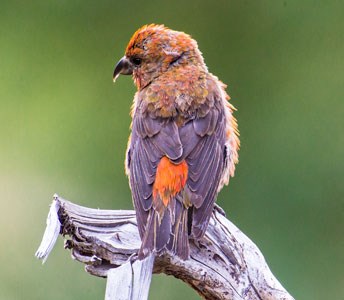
[185,99,227,239]
[151,121,183,160]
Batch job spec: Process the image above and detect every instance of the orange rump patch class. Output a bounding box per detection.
[153,157,188,206]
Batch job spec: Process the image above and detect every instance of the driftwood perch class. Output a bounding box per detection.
[36,194,294,300]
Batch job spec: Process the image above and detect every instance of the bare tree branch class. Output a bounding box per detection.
[36,195,294,300]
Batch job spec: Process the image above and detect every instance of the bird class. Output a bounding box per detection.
[113,24,239,260]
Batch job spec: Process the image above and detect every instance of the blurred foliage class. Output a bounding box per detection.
[0,1,343,299]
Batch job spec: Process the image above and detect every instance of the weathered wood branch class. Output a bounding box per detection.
[36,195,294,300]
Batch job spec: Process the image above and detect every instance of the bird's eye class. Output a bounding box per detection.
[131,57,142,66]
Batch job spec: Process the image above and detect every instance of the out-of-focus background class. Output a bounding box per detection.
[1,1,343,299]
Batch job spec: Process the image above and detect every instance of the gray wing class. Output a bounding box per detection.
[180,103,227,239]
[128,116,183,238]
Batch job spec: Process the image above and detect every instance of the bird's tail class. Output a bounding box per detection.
[138,197,190,260]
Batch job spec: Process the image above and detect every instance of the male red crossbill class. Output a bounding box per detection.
[113,24,239,260]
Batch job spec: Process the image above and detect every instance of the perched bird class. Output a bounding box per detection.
[113,24,239,260]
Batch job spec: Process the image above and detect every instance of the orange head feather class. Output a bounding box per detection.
[122,24,206,89]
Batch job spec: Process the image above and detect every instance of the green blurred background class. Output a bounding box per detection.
[1,1,343,299]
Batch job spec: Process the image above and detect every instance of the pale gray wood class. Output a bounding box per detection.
[131,254,155,300]
[35,195,61,263]
[35,195,295,300]
[106,263,132,300]
[105,254,154,300]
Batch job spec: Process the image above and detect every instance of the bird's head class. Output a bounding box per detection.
[113,24,206,89]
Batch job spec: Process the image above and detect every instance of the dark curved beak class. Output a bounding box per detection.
[113,56,133,82]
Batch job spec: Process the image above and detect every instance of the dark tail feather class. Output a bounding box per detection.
[168,200,190,260]
[138,210,155,260]
[155,209,172,251]
[138,200,190,260]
